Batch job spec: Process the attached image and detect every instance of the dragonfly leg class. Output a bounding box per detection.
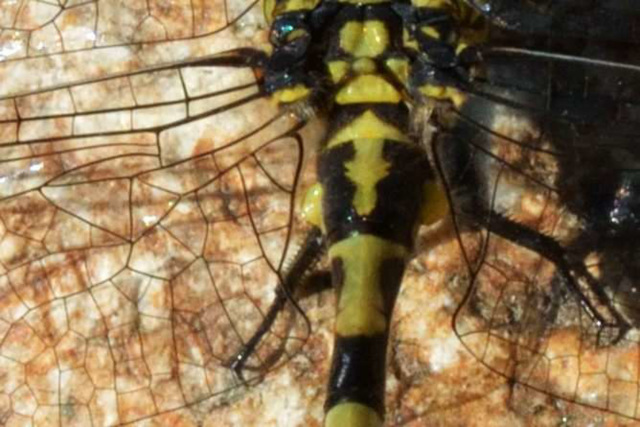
[227,227,328,380]
[478,210,631,344]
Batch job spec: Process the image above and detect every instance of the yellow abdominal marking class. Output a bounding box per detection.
[328,110,410,147]
[346,139,390,216]
[330,234,408,336]
[340,21,389,58]
[325,402,383,427]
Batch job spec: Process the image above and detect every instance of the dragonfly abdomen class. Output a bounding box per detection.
[319,123,431,425]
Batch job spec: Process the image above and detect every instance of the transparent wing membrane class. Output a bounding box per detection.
[434,3,640,421]
[0,1,264,97]
[0,2,318,425]
[0,0,261,58]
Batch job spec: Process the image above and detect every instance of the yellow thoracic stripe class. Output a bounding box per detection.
[327,110,410,147]
[340,21,389,58]
[336,74,402,104]
[325,402,383,427]
[329,234,408,336]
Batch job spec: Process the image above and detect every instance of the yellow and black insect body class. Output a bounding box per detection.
[261,1,468,424]
[260,0,640,423]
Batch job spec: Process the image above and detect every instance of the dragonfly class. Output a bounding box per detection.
[1,0,640,425]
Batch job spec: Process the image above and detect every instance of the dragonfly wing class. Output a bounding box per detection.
[0,2,322,425]
[437,5,640,421]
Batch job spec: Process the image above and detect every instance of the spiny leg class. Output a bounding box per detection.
[227,227,330,379]
[473,209,631,344]
[430,117,631,345]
